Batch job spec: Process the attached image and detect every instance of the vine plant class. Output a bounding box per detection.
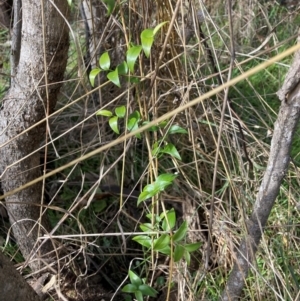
[89,11,201,301]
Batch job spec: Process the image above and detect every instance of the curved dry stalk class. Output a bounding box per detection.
[220,35,300,300]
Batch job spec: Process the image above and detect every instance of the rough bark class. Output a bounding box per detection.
[0,251,41,301]
[0,0,69,272]
[220,36,300,300]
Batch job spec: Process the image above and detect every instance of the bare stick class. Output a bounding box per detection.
[220,34,300,300]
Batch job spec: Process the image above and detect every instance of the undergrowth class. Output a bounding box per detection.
[1,0,300,300]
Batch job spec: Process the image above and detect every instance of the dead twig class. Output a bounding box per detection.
[220,33,300,300]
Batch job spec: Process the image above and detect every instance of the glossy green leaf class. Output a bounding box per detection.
[138,174,176,205]
[89,68,101,87]
[184,242,202,252]
[167,125,188,134]
[153,234,170,251]
[96,109,113,117]
[152,142,160,157]
[174,244,185,262]
[107,68,121,87]
[159,120,168,128]
[161,143,182,160]
[158,245,171,255]
[155,173,177,190]
[127,45,142,72]
[146,213,153,220]
[109,116,119,134]
[129,76,140,83]
[173,221,188,242]
[132,235,152,248]
[184,249,191,265]
[140,223,154,232]
[141,29,154,58]
[127,111,141,135]
[142,121,159,132]
[122,283,138,293]
[156,276,165,287]
[99,52,110,70]
[138,284,158,297]
[129,270,142,286]
[117,61,128,75]
[103,0,115,15]
[161,208,176,231]
[115,105,126,118]
[153,21,168,35]
[135,290,143,301]
[146,213,161,224]
[138,191,153,205]
[92,199,107,213]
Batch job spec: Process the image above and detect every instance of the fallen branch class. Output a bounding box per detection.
[220,34,300,300]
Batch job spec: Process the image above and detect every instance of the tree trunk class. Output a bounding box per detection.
[0,251,41,301]
[0,0,69,272]
[220,34,300,301]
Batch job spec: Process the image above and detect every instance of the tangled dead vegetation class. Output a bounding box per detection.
[0,0,299,300]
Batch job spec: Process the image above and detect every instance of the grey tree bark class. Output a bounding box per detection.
[0,0,69,272]
[0,251,41,301]
[220,34,300,300]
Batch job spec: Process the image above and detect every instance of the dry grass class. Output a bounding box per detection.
[1,0,300,300]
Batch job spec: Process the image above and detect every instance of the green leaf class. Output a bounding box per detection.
[92,199,107,213]
[156,276,165,287]
[107,68,121,87]
[152,142,160,157]
[173,221,188,242]
[99,52,110,70]
[167,125,188,135]
[142,121,159,132]
[146,213,161,224]
[161,143,182,160]
[184,249,191,265]
[140,223,154,232]
[146,213,152,220]
[127,111,141,135]
[129,270,142,286]
[174,244,185,262]
[109,116,119,134]
[103,0,115,15]
[137,184,158,205]
[159,120,168,128]
[155,173,177,191]
[141,28,154,58]
[135,290,143,301]
[122,283,138,293]
[89,68,101,87]
[67,0,72,6]
[138,284,158,297]
[153,234,170,251]
[184,242,201,252]
[132,235,152,248]
[138,174,176,205]
[96,109,113,117]
[117,61,128,75]
[129,76,140,83]
[115,105,126,118]
[158,245,171,255]
[153,21,168,35]
[126,45,142,73]
[161,208,176,231]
